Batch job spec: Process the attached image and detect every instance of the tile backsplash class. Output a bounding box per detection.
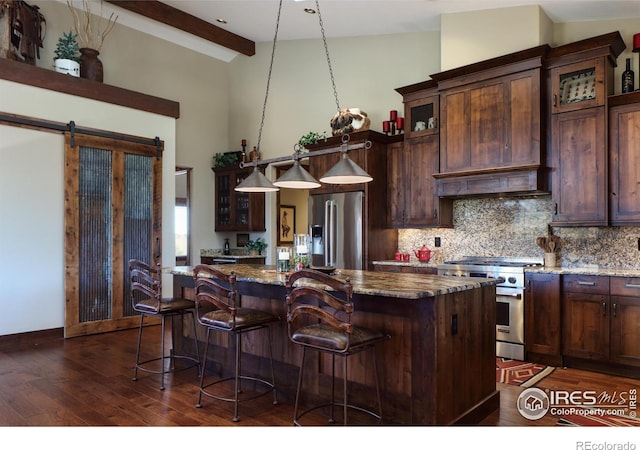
[398,197,640,270]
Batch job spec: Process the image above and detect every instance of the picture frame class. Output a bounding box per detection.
[278,205,295,244]
[236,233,249,248]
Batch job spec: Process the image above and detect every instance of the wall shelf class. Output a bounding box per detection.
[0,58,180,118]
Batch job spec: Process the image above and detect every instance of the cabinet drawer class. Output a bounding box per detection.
[563,275,609,294]
[610,277,640,296]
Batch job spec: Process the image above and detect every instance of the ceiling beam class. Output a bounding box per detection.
[106,1,255,56]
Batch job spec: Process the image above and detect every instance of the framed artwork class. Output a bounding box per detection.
[236,233,249,247]
[278,205,295,244]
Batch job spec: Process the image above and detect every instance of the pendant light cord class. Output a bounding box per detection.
[255,0,341,156]
[256,0,283,155]
[316,0,341,113]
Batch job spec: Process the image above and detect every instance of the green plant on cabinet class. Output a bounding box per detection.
[245,237,268,255]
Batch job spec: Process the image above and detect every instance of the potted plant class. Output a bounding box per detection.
[297,130,327,152]
[245,237,268,255]
[212,152,239,169]
[53,31,80,77]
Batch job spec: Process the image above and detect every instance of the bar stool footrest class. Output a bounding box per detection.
[133,354,200,377]
[294,402,382,426]
[197,375,277,405]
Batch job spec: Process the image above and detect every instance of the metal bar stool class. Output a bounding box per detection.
[193,264,279,422]
[285,269,391,426]
[129,259,201,390]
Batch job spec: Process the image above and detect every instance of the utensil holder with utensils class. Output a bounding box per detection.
[544,252,558,267]
[536,234,561,267]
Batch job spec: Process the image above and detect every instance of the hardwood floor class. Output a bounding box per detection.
[1,326,637,436]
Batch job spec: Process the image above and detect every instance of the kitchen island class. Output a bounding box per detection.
[170,265,499,425]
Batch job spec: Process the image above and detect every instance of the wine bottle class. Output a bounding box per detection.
[622,57,635,93]
[224,238,230,255]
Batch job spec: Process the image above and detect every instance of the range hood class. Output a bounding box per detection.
[434,165,550,199]
[429,45,551,199]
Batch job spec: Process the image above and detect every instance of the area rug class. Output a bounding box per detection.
[557,409,640,427]
[496,357,555,387]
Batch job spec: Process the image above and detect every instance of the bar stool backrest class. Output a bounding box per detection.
[285,269,354,353]
[129,259,162,314]
[193,264,239,329]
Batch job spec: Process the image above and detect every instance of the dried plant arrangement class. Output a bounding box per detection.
[66,0,118,52]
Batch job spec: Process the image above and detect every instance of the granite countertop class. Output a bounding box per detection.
[169,264,498,300]
[373,259,640,278]
[212,255,265,260]
[526,266,640,277]
[372,260,438,268]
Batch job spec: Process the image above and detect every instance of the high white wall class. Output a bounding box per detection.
[440,5,553,70]
[0,80,176,335]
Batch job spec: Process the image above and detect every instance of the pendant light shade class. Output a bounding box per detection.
[319,152,372,184]
[235,166,279,192]
[232,1,374,192]
[273,160,321,189]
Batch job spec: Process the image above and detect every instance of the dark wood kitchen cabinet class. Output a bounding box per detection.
[401,81,440,139]
[609,277,640,368]
[213,165,265,232]
[547,32,624,227]
[550,107,608,226]
[524,272,562,366]
[562,275,610,361]
[437,69,543,174]
[390,81,452,228]
[306,130,389,196]
[608,92,640,225]
[563,274,640,376]
[430,46,548,198]
[387,135,452,228]
[550,57,607,114]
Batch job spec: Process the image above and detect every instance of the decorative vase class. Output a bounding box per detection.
[79,48,103,82]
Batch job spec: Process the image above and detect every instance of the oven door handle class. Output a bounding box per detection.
[497,291,522,299]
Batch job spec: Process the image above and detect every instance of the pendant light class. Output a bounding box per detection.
[236,165,280,193]
[313,0,371,185]
[319,151,373,184]
[273,160,321,189]
[273,144,321,189]
[235,0,284,193]
[235,0,372,192]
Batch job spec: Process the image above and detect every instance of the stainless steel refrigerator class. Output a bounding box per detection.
[308,191,364,270]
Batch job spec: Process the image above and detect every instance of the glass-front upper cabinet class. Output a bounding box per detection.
[404,93,439,139]
[213,165,265,232]
[551,58,606,114]
[395,80,439,140]
[216,171,231,227]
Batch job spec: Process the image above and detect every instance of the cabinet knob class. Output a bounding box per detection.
[612,303,617,318]
[553,94,558,107]
[602,302,607,316]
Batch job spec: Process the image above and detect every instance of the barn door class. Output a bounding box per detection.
[64,133,162,338]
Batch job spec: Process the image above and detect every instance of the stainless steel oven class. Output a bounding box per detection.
[437,257,542,361]
[496,286,525,360]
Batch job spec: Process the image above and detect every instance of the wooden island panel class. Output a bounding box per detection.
[171,265,498,425]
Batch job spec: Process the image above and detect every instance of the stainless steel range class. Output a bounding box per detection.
[437,256,543,361]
